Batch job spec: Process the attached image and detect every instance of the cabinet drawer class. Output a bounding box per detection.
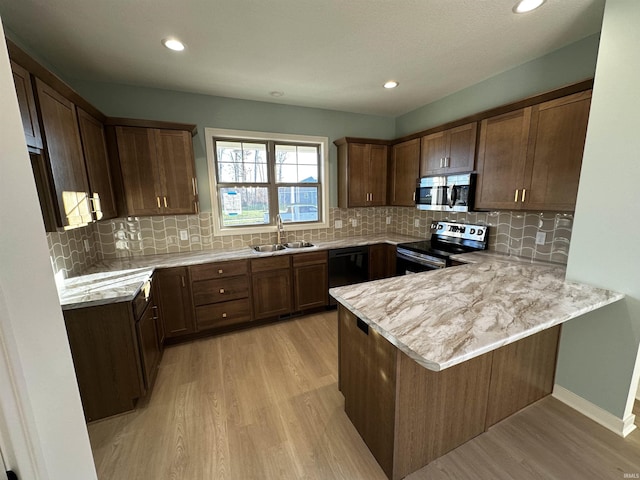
[292,250,327,267]
[192,276,249,306]
[251,255,290,273]
[190,259,248,281]
[195,299,252,330]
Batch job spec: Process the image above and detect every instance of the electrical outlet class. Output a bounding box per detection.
[83,239,90,252]
[414,219,420,228]
[334,220,342,229]
[179,230,189,241]
[351,219,358,227]
[536,232,547,245]
[386,216,392,225]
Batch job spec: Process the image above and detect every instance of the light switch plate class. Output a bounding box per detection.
[83,239,90,252]
[335,220,342,229]
[414,219,420,228]
[179,230,189,241]
[536,232,547,245]
[351,219,358,227]
[386,216,392,225]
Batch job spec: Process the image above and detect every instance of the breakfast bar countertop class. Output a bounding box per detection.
[329,259,624,372]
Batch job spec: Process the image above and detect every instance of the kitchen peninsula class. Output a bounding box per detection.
[330,259,623,480]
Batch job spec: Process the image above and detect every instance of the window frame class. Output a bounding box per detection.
[206,128,329,236]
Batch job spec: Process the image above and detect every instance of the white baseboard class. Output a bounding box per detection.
[552,384,637,437]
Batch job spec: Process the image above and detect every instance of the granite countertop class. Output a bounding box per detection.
[329,260,624,372]
[58,233,420,310]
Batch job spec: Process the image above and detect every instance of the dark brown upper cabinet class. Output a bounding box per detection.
[114,126,197,216]
[476,91,591,211]
[388,138,420,206]
[35,78,93,228]
[336,139,388,207]
[77,108,118,221]
[10,60,42,150]
[420,122,476,176]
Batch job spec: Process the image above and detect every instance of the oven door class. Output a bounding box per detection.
[396,248,447,275]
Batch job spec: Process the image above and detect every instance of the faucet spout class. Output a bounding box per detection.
[276,214,284,244]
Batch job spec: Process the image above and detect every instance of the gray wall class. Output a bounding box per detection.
[556,0,640,420]
[70,80,396,210]
[395,33,600,137]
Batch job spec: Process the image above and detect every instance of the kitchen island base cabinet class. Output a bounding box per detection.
[338,305,560,480]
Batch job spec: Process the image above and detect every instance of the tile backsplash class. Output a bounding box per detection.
[47,206,574,277]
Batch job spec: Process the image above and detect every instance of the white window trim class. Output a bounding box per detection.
[205,127,330,236]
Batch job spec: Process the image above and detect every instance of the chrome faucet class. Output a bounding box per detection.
[276,214,284,244]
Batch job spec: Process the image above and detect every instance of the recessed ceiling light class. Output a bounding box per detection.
[383,81,399,89]
[270,91,284,97]
[162,38,185,51]
[513,0,546,14]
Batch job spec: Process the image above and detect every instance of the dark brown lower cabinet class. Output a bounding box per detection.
[64,302,144,422]
[136,298,161,392]
[155,267,195,339]
[369,243,397,280]
[338,305,559,480]
[251,256,292,320]
[292,251,328,311]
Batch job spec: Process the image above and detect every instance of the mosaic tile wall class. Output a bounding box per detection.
[47,206,574,277]
[47,223,99,277]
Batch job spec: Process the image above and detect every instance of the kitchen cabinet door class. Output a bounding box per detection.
[292,251,328,310]
[420,131,447,175]
[155,267,196,339]
[77,108,118,220]
[116,126,163,215]
[251,256,292,320]
[475,108,531,210]
[522,91,591,211]
[35,78,92,227]
[155,129,198,214]
[10,60,42,149]
[389,139,420,206]
[337,139,388,207]
[136,301,160,392]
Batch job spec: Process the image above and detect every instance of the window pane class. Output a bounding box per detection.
[220,186,270,226]
[217,141,268,183]
[275,144,318,183]
[278,186,319,223]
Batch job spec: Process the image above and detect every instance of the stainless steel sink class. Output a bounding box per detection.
[284,241,315,249]
[251,244,286,253]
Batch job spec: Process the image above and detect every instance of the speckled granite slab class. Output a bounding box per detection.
[330,261,624,372]
[58,234,420,309]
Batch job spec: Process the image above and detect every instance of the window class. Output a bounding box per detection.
[206,129,329,235]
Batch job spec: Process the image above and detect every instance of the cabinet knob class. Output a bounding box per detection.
[222,313,227,318]
[219,288,225,294]
[218,269,223,274]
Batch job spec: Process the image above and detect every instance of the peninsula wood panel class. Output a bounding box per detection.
[392,350,492,480]
[389,138,420,206]
[339,307,397,478]
[485,325,560,428]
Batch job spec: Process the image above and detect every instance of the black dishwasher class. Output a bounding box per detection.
[328,246,369,305]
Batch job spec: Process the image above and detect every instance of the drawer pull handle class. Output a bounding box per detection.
[514,189,519,202]
[218,269,223,274]
[219,288,225,294]
[156,196,161,208]
[164,196,168,208]
[521,188,526,202]
[222,313,227,318]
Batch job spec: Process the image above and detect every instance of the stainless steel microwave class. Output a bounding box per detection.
[415,173,476,212]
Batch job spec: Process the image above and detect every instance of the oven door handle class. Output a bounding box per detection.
[397,251,446,269]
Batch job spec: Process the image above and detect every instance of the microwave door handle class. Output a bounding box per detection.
[449,184,457,208]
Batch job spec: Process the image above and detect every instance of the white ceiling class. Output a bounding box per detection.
[0,0,604,117]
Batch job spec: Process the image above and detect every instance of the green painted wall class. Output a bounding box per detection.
[70,80,395,210]
[395,33,600,137]
[556,0,640,421]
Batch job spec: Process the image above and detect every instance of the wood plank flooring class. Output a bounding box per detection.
[89,310,640,479]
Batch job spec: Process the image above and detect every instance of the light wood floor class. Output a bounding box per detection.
[89,311,640,479]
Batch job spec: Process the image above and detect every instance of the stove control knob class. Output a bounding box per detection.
[470,228,476,234]
[477,229,484,236]
[437,224,444,230]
